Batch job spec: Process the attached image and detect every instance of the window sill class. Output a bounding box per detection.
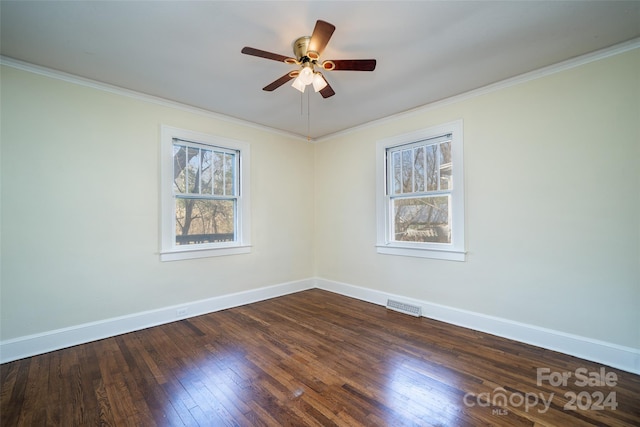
[376,244,466,261]
[160,245,251,262]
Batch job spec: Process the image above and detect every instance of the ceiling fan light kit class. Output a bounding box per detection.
[241,20,376,99]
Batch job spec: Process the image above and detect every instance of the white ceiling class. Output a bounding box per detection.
[2,1,639,140]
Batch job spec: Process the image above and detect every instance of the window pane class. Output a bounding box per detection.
[439,141,452,190]
[201,149,213,195]
[173,145,187,193]
[402,149,412,193]
[175,198,235,245]
[414,146,425,192]
[224,153,235,195]
[426,145,438,191]
[392,151,401,194]
[213,151,224,195]
[187,147,200,194]
[393,196,450,243]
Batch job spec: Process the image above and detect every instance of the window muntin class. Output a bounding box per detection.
[160,126,250,261]
[376,120,464,261]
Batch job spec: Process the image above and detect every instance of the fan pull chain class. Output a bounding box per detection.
[307,89,311,142]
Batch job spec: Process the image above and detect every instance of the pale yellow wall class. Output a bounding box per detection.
[0,66,315,340]
[315,49,640,348]
[2,49,639,350]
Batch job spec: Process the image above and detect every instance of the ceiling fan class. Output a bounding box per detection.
[241,20,376,98]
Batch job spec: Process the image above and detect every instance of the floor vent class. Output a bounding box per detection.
[386,299,422,317]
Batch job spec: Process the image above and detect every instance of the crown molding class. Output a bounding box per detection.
[3,37,638,144]
[313,37,640,143]
[0,55,308,142]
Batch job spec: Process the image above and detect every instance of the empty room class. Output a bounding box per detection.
[1,1,639,426]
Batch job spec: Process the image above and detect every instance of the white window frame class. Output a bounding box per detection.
[160,125,251,261]
[376,120,465,261]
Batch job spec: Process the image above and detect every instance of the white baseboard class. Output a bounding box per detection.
[315,278,640,375]
[0,278,314,364]
[2,277,638,376]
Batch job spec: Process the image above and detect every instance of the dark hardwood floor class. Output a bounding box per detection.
[2,289,639,426]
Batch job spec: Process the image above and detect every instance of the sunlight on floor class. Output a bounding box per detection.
[385,357,462,425]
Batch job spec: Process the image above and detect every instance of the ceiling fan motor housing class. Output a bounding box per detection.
[293,36,319,63]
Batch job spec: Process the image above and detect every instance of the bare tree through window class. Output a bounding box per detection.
[389,137,452,243]
[173,141,237,245]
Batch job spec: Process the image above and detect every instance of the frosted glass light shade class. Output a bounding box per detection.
[299,67,314,85]
[312,73,328,92]
[291,76,306,93]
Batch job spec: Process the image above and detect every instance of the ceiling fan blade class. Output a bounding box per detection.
[323,59,377,71]
[308,20,336,56]
[241,47,295,63]
[262,72,296,91]
[319,80,335,98]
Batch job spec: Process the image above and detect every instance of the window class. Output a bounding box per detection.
[376,120,465,261]
[160,126,250,261]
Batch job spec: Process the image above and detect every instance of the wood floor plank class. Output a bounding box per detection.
[2,289,639,426]
[0,359,28,425]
